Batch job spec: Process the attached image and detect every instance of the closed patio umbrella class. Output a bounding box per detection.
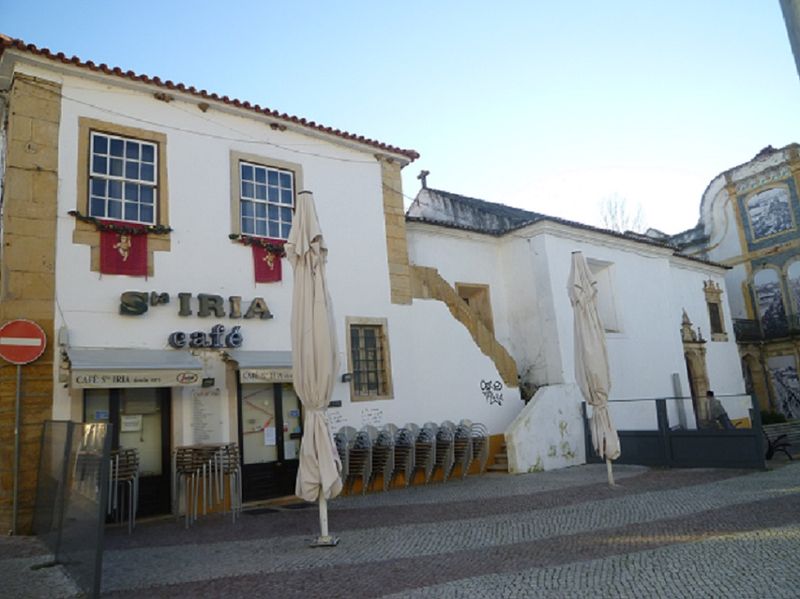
[568,251,621,486]
[286,190,343,546]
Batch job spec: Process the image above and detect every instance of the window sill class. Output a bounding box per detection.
[350,393,394,402]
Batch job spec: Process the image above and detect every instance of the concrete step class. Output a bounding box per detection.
[487,443,509,473]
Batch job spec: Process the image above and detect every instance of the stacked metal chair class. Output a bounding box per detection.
[386,424,415,488]
[173,443,241,528]
[365,425,395,492]
[108,448,140,534]
[213,443,242,523]
[407,423,436,484]
[173,446,201,528]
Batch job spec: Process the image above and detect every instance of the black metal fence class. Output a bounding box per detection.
[33,420,111,598]
[583,395,765,470]
[733,316,800,341]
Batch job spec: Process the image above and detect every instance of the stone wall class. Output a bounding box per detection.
[379,157,412,305]
[0,73,60,534]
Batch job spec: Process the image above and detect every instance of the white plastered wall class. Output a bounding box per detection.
[38,63,521,446]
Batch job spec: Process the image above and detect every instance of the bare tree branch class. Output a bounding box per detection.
[598,194,645,233]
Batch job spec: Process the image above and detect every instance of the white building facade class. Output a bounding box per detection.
[0,35,753,530]
[0,38,520,524]
[408,187,749,472]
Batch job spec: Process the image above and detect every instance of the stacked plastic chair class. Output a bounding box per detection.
[334,428,349,478]
[386,424,415,488]
[343,427,372,495]
[365,425,395,492]
[452,421,474,479]
[433,421,456,482]
[331,420,490,494]
[407,423,436,484]
[467,420,490,474]
[108,448,139,534]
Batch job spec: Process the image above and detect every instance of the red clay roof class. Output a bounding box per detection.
[0,34,419,161]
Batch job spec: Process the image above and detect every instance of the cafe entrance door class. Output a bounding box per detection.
[84,387,171,516]
[238,382,303,501]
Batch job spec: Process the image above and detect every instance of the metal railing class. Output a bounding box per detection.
[733,315,800,341]
[582,395,765,469]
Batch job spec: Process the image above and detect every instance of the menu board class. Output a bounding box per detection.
[191,388,221,444]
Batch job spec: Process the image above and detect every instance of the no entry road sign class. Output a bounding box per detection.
[0,319,47,365]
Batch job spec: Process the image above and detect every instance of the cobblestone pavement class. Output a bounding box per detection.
[4,462,799,598]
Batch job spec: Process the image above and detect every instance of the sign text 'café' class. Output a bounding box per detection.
[120,291,274,349]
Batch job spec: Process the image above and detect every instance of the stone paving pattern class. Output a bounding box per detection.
[2,462,799,598]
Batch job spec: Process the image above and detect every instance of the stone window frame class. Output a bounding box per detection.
[74,117,170,275]
[455,282,495,334]
[229,150,303,240]
[345,316,394,402]
[703,280,728,342]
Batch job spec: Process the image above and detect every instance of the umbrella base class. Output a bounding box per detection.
[310,535,339,547]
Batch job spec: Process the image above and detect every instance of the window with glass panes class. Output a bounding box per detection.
[350,325,388,397]
[89,132,157,224]
[239,161,294,239]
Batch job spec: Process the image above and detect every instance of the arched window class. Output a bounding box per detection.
[753,268,788,336]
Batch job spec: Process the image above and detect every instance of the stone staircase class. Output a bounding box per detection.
[487,442,509,473]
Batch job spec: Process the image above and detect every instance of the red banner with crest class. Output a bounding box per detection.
[99,221,148,276]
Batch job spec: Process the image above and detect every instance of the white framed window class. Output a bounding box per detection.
[239,161,294,239]
[89,131,158,224]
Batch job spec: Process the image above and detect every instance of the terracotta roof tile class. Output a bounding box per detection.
[0,34,419,161]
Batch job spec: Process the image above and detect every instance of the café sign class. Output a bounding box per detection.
[120,291,273,319]
[119,291,275,348]
[240,368,293,383]
[72,369,201,389]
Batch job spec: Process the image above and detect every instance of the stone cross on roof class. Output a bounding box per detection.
[417,170,430,189]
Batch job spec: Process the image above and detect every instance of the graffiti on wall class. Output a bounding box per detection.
[361,407,383,427]
[480,380,504,406]
[327,410,346,429]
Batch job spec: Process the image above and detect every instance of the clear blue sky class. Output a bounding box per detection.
[3,1,798,233]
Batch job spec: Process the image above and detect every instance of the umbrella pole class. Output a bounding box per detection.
[311,491,339,547]
[606,458,616,487]
[319,494,329,537]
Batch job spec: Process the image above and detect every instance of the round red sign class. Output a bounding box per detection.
[0,320,47,365]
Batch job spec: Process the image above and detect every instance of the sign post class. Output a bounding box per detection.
[0,319,47,535]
